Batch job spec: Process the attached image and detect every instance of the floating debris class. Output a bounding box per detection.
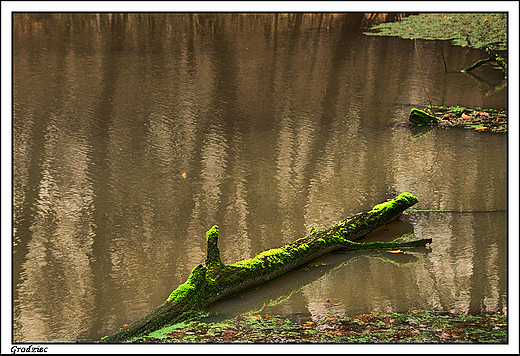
[138,311,507,343]
[409,106,507,133]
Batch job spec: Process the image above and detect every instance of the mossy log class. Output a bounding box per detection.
[101,192,431,342]
[409,108,440,126]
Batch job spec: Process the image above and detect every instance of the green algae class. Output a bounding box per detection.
[365,13,507,51]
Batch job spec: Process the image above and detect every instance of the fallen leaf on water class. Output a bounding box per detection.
[436,330,452,339]
[474,111,489,119]
[181,172,187,179]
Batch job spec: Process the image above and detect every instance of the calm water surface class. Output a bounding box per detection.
[13,14,507,342]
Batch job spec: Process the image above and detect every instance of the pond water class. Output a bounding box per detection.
[12,14,508,342]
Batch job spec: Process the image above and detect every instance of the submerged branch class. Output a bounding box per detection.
[462,47,507,77]
[462,57,491,72]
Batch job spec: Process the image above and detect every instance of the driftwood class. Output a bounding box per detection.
[101,192,431,342]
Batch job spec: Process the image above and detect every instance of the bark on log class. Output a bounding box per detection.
[101,192,431,342]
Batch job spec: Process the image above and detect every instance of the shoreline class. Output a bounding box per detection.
[123,310,507,344]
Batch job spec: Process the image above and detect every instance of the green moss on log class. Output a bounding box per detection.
[205,225,225,278]
[409,108,440,126]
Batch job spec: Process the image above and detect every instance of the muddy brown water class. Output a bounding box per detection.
[12,14,507,342]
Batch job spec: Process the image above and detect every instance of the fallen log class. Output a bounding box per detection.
[101,192,431,342]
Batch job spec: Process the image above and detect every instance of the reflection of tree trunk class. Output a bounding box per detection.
[101,193,431,342]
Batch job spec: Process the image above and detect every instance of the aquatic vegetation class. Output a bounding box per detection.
[137,311,507,343]
[365,13,507,51]
[365,14,507,77]
[410,106,507,133]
